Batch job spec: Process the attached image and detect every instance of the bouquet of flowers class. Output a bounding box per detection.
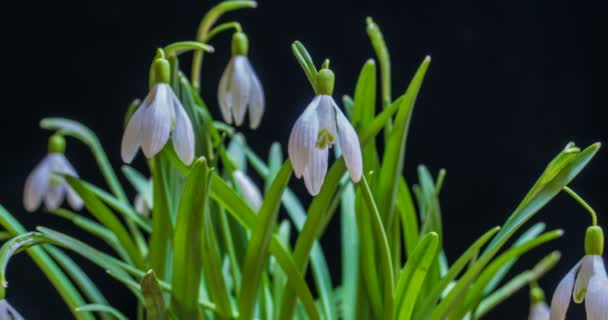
[0,2,605,319]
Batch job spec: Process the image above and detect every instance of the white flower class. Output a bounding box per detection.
[218,55,265,129]
[233,170,263,211]
[23,153,83,212]
[529,301,550,320]
[550,255,608,320]
[288,95,362,195]
[121,83,195,164]
[0,300,24,320]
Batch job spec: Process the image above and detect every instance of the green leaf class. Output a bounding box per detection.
[376,56,431,227]
[266,142,283,194]
[0,205,93,320]
[40,118,127,202]
[45,246,112,320]
[170,158,210,320]
[141,270,168,320]
[394,232,439,320]
[238,161,294,320]
[413,226,500,319]
[76,304,129,320]
[340,183,359,320]
[396,178,419,258]
[475,251,561,318]
[482,142,600,258]
[431,229,563,320]
[291,41,319,93]
[64,175,146,269]
[122,165,153,208]
[366,17,392,108]
[360,175,394,320]
[352,59,380,174]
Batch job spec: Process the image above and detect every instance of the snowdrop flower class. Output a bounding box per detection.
[218,32,265,129]
[133,178,152,217]
[121,49,195,164]
[23,134,83,212]
[233,170,263,211]
[288,68,362,195]
[551,226,608,320]
[0,300,24,320]
[529,285,550,320]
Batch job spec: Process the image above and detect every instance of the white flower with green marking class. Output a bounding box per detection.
[121,52,195,165]
[550,226,608,320]
[218,32,265,129]
[288,69,362,195]
[529,301,550,320]
[23,135,83,212]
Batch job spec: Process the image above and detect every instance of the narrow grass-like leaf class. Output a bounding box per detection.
[122,165,152,208]
[413,226,500,319]
[376,56,431,227]
[141,270,167,320]
[352,59,380,174]
[64,175,145,269]
[394,232,439,320]
[482,142,600,257]
[0,206,93,320]
[238,161,293,320]
[40,118,127,202]
[397,178,419,257]
[340,183,359,320]
[76,304,128,320]
[291,41,319,93]
[170,158,210,320]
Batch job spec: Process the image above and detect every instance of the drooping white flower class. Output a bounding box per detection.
[133,178,153,217]
[288,92,362,195]
[529,301,550,320]
[23,153,83,213]
[121,82,195,165]
[233,170,263,211]
[0,300,24,320]
[217,32,265,129]
[550,255,608,319]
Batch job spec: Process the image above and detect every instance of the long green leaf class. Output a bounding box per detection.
[340,183,359,320]
[238,161,294,320]
[376,56,430,227]
[170,158,210,320]
[291,41,319,93]
[0,205,92,320]
[394,232,439,320]
[76,304,128,320]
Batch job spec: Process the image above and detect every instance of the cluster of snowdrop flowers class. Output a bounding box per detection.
[23,134,83,212]
[288,67,363,195]
[550,224,608,319]
[218,32,265,129]
[121,49,195,165]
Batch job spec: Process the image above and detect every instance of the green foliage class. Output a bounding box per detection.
[0,2,600,320]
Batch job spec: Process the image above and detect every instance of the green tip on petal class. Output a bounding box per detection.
[232,32,249,56]
[585,225,604,255]
[48,133,66,154]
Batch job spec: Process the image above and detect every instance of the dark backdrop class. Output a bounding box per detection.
[0,0,602,318]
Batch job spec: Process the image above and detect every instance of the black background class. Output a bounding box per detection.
[0,0,602,318]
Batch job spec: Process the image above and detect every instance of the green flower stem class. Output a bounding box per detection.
[191,0,257,90]
[148,157,174,281]
[0,206,93,320]
[360,175,394,320]
[563,186,598,225]
[205,22,242,42]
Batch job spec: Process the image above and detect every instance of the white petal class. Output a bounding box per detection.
[23,156,52,212]
[171,95,195,165]
[44,181,66,210]
[218,58,235,124]
[0,300,24,320]
[244,59,265,129]
[55,154,79,177]
[335,102,363,182]
[65,186,83,211]
[551,260,582,320]
[302,147,328,196]
[141,84,172,158]
[288,97,321,178]
[233,170,263,211]
[230,56,251,126]
[585,272,608,320]
[575,255,598,303]
[529,302,550,320]
[134,194,150,217]
[121,101,147,163]
[316,95,338,138]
